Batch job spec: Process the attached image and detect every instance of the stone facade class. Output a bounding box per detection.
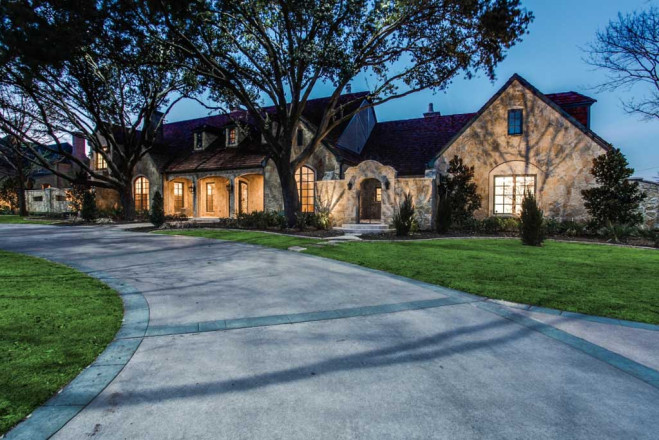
[436,78,607,221]
[26,188,71,213]
[634,179,659,229]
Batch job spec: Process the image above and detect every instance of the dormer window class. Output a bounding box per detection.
[95,146,108,170]
[227,127,237,146]
[296,128,304,147]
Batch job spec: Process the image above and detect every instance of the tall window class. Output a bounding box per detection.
[134,177,149,212]
[173,182,184,210]
[508,109,523,135]
[95,146,108,170]
[295,166,316,213]
[206,182,215,212]
[493,175,535,215]
[227,127,237,145]
[296,128,304,147]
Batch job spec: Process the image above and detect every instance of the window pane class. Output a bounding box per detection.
[508,109,523,135]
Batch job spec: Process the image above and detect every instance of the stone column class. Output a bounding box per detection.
[229,177,236,218]
[192,176,198,218]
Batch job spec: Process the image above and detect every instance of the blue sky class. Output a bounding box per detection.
[167,0,659,180]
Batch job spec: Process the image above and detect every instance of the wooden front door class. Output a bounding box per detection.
[359,179,382,222]
[238,181,248,214]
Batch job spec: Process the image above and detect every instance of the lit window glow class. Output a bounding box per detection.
[494,175,535,215]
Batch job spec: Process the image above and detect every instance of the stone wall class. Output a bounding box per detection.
[436,78,608,221]
[634,179,659,229]
[395,177,434,230]
[26,188,71,213]
[316,161,434,229]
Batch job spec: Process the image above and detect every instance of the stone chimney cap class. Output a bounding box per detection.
[423,102,440,118]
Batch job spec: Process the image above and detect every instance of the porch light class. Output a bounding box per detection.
[188,185,195,193]
[226,182,233,192]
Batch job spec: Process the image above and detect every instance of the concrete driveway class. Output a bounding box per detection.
[1,224,658,439]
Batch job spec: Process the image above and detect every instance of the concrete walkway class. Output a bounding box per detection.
[1,224,658,439]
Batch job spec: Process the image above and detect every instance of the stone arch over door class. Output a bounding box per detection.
[344,160,397,224]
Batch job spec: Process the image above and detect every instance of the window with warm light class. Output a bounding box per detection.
[227,127,237,145]
[206,182,215,212]
[95,146,108,170]
[173,182,184,210]
[295,166,316,213]
[134,177,149,211]
[375,187,381,202]
[493,175,535,215]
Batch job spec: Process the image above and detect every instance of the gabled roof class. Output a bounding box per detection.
[545,91,596,107]
[159,92,370,173]
[431,73,611,163]
[361,113,475,176]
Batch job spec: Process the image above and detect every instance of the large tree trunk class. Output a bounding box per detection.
[119,185,136,221]
[277,160,300,228]
[16,161,28,217]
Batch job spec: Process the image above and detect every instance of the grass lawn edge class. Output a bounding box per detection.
[0,251,125,435]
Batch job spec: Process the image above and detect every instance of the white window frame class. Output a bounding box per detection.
[493,174,536,216]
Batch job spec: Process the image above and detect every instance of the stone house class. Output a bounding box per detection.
[92,73,654,228]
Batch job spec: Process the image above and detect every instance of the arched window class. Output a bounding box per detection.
[295,166,315,213]
[134,177,150,212]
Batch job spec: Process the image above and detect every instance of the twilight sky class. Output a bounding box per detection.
[166,0,659,180]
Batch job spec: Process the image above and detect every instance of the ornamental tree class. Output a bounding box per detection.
[141,0,532,226]
[0,0,189,219]
[441,155,482,226]
[581,148,646,227]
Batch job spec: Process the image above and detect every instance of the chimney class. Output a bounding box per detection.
[72,134,87,160]
[345,83,352,94]
[147,111,165,141]
[423,102,441,118]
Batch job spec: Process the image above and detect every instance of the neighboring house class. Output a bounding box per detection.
[91,73,653,228]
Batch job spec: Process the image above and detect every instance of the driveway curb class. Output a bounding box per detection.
[3,266,150,440]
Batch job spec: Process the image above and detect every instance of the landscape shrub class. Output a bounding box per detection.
[97,206,124,221]
[581,148,646,227]
[597,222,638,243]
[441,155,482,226]
[81,191,97,222]
[520,191,545,246]
[149,191,165,227]
[435,193,452,233]
[237,211,286,229]
[392,192,416,236]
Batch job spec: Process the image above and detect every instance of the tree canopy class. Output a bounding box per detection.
[586,7,659,120]
[143,0,533,224]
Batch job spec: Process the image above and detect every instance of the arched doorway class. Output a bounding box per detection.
[359,178,382,223]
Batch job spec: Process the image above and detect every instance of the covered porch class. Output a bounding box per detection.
[164,170,264,219]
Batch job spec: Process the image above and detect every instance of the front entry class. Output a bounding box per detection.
[359,178,382,223]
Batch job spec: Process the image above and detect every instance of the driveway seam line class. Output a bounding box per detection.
[475,301,659,390]
[3,265,150,440]
[139,296,479,338]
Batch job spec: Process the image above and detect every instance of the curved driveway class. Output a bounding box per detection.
[1,224,658,439]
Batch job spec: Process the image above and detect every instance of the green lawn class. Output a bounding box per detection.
[0,250,122,435]
[0,215,55,224]
[156,229,659,324]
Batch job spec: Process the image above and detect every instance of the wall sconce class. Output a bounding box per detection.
[382,177,390,190]
[188,185,195,193]
[347,182,353,190]
[226,182,233,192]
